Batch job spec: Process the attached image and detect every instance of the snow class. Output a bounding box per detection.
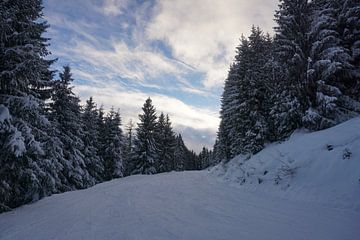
[0,105,11,123]
[0,118,359,240]
[211,117,360,210]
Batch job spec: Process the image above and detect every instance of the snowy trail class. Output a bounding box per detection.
[0,171,359,240]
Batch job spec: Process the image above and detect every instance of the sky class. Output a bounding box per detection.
[43,0,278,152]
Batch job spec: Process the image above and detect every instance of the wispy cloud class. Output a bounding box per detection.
[96,0,130,17]
[147,0,278,88]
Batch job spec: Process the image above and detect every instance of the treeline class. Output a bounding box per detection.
[213,0,359,162]
[0,0,210,212]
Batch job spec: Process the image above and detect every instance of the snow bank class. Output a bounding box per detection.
[211,117,360,210]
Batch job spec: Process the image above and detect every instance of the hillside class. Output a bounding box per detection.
[211,117,360,210]
[0,118,359,240]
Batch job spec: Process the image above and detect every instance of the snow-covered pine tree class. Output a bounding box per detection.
[274,0,312,117]
[50,66,93,189]
[155,112,167,173]
[198,147,210,169]
[82,97,104,182]
[185,149,198,170]
[163,114,176,171]
[211,138,223,165]
[266,46,302,141]
[218,27,273,157]
[213,121,231,162]
[155,113,176,172]
[102,108,124,180]
[219,63,241,160]
[132,98,158,175]
[0,0,60,211]
[241,27,273,153]
[219,35,254,159]
[338,0,360,101]
[302,0,360,129]
[123,119,136,176]
[173,134,186,171]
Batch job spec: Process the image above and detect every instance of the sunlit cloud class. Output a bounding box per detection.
[147,0,278,88]
[73,82,219,152]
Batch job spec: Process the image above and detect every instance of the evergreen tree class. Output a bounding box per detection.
[212,139,223,165]
[214,121,231,162]
[241,27,272,153]
[155,112,167,173]
[185,150,199,170]
[274,0,312,113]
[198,147,210,169]
[218,27,273,159]
[338,0,360,100]
[155,113,176,172]
[0,0,59,211]
[133,98,158,175]
[123,120,136,176]
[102,108,124,180]
[50,66,93,189]
[163,115,177,171]
[304,0,360,129]
[219,63,241,160]
[173,134,186,171]
[82,97,104,182]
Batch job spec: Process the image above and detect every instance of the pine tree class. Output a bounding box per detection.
[198,147,210,169]
[133,98,158,175]
[82,97,104,182]
[214,121,231,162]
[163,115,176,171]
[50,66,93,189]
[218,27,274,158]
[155,113,176,172]
[185,150,199,170]
[219,63,241,160]
[123,120,136,176]
[338,0,360,100]
[274,0,312,117]
[155,112,167,173]
[102,108,124,180]
[173,134,186,171]
[241,27,273,153]
[0,0,59,211]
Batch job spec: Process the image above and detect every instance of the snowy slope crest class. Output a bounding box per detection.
[211,117,360,211]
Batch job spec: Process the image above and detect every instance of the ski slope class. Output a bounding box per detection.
[0,171,359,240]
[1,118,360,240]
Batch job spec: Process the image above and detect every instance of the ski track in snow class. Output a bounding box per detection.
[0,171,359,240]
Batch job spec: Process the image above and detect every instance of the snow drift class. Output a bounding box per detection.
[211,117,360,210]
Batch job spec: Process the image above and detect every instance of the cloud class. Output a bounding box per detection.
[176,125,217,152]
[73,82,219,151]
[74,82,219,131]
[52,34,211,97]
[45,13,101,45]
[147,0,278,88]
[43,0,278,151]
[55,38,190,83]
[97,0,129,17]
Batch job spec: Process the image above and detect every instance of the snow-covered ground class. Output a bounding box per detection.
[0,118,359,240]
[211,117,360,211]
[0,171,358,240]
